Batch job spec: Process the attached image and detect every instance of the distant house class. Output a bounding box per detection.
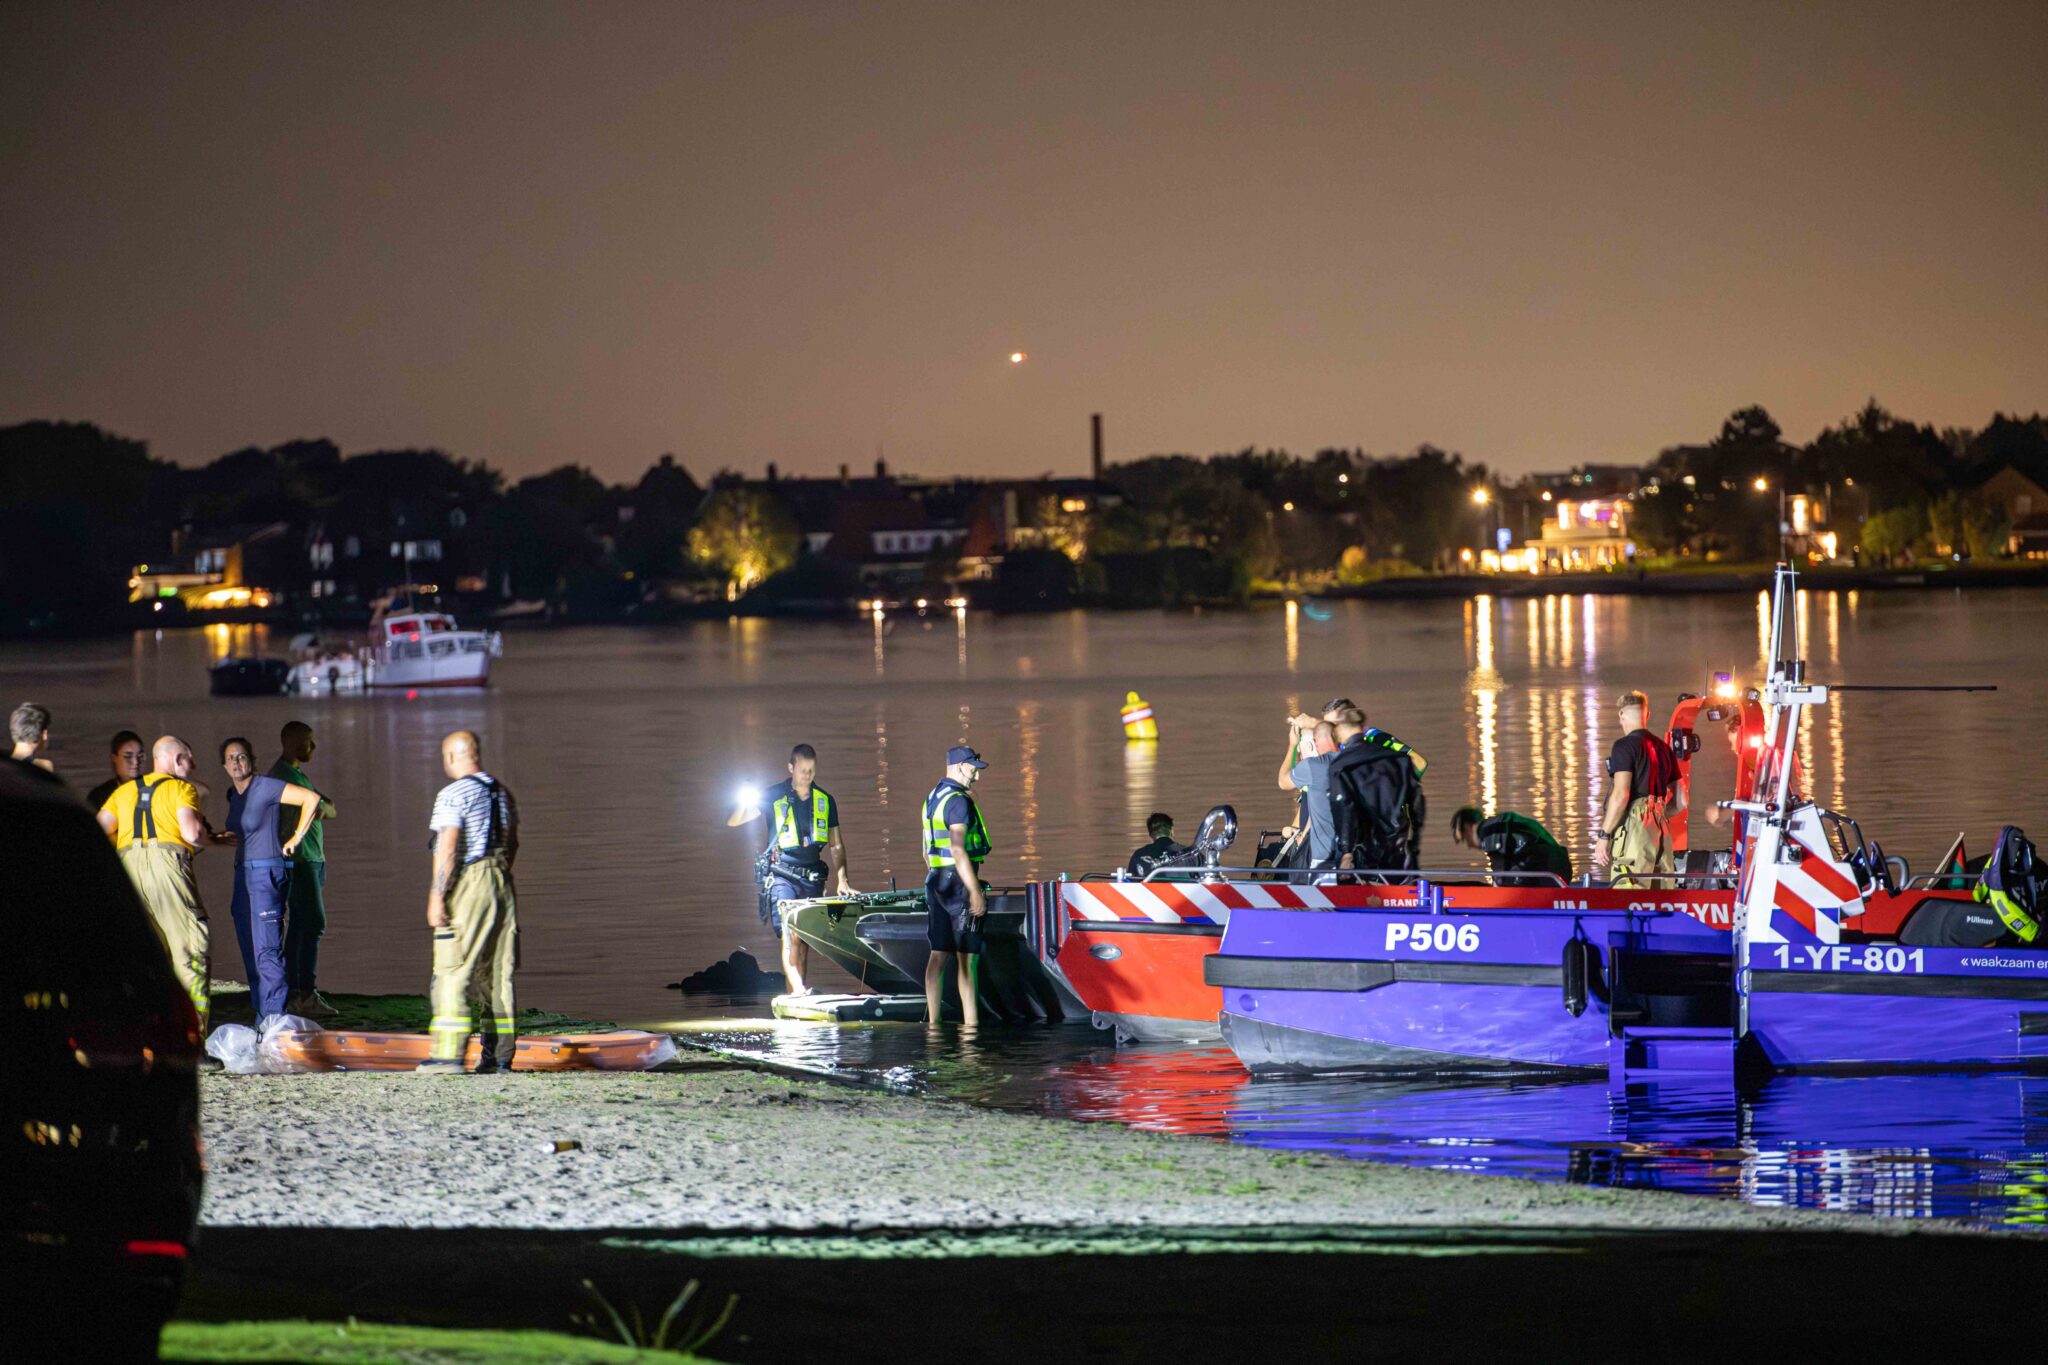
[1494,467,1640,572]
[1977,466,2048,558]
[130,522,290,609]
[304,497,479,604]
[729,460,1119,588]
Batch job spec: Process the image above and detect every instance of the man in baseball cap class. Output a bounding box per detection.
[920,745,992,1026]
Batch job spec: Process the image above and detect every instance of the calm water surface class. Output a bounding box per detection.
[9,591,2047,1227]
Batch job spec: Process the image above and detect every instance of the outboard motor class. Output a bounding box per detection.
[1192,804,1238,866]
[1145,805,1239,881]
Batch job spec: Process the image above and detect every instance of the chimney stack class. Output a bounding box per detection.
[839,463,850,485]
[876,456,889,479]
[1090,413,1104,482]
[766,461,778,483]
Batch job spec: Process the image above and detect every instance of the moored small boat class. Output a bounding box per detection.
[364,588,502,689]
[209,657,290,696]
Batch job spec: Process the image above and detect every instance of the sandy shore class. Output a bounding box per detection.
[197,1060,1981,1237]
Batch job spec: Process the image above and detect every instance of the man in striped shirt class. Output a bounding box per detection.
[418,730,521,1075]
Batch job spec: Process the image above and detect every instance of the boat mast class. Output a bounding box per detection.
[1730,562,1840,1034]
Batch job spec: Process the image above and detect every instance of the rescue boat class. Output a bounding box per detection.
[1207,564,2024,1078]
[1029,572,1998,1060]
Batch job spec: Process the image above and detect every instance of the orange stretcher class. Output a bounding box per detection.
[270,1029,677,1072]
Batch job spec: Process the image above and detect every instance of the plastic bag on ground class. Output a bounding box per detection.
[205,1013,323,1074]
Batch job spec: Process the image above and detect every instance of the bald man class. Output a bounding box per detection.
[269,719,338,1016]
[98,736,223,1031]
[419,730,521,1075]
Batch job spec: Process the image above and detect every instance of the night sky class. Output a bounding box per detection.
[4,1,2042,481]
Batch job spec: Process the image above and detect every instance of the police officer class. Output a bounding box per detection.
[737,744,854,995]
[922,745,991,1029]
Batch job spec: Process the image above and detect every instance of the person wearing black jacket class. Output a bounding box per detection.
[1326,705,1426,874]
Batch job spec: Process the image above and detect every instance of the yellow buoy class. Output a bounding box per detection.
[1121,690,1158,741]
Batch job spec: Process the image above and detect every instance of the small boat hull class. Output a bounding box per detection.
[1210,905,1731,1076]
[209,658,289,696]
[1742,943,2048,1073]
[853,901,1076,1023]
[783,894,924,994]
[1031,878,1738,1045]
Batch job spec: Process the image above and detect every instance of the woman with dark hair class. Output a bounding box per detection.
[220,736,321,1022]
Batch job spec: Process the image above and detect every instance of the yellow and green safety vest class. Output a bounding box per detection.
[1975,882,2041,944]
[922,780,992,870]
[771,786,832,853]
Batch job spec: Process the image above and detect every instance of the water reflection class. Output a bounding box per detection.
[1284,599,1300,673]
[1124,740,1158,839]
[684,1022,2048,1231]
[16,592,2047,1023]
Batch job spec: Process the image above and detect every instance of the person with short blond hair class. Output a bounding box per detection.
[97,735,225,1030]
[1593,691,1686,886]
[419,730,520,1075]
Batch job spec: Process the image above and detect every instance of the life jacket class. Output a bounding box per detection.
[922,779,992,871]
[1974,825,2042,944]
[1328,738,1426,872]
[770,786,832,853]
[1364,728,1428,777]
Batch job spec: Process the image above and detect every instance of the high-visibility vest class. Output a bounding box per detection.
[771,786,832,853]
[1365,728,1428,777]
[922,780,992,870]
[1975,882,2041,944]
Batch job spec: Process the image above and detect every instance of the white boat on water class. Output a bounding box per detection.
[362,595,503,689]
[285,649,366,695]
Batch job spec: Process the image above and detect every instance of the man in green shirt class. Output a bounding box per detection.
[270,720,339,1016]
[1451,805,1574,884]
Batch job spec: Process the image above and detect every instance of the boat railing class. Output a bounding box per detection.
[1074,865,1738,888]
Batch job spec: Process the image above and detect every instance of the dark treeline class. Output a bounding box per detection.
[2,400,2044,632]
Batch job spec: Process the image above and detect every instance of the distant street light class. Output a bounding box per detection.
[1471,487,1490,505]
[1753,476,1786,561]
[1282,501,1295,512]
[1009,352,1027,364]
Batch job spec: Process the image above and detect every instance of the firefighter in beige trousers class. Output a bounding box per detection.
[96,735,240,1032]
[418,730,520,1075]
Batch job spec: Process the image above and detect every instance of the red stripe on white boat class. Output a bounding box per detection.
[1788,838,1859,902]
[1772,880,1818,932]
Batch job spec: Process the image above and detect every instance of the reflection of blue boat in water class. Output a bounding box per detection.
[1213,562,2046,1081]
[1219,1069,2048,1228]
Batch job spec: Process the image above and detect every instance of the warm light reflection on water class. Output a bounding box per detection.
[687,1023,2048,1231]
